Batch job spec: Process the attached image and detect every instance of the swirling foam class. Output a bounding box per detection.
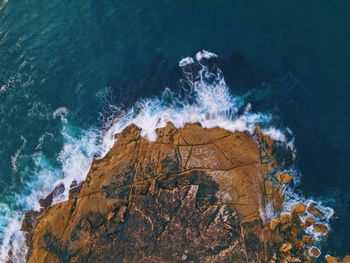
[0,51,333,262]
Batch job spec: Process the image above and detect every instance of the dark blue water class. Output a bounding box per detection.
[1,0,350,259]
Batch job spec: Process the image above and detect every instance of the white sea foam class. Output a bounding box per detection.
[11,136,27,173]
[52,107,69,119]
[261,127,286,142]
[179,57,195,67]
[0,50,334,261]
[195,50,218,62]
[105,51,275,142]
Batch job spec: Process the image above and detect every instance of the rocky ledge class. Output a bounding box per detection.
[21,123,345,262]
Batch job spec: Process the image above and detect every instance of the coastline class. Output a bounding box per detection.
[20,122,337,262]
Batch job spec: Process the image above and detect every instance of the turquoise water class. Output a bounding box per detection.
[1,0,350,260]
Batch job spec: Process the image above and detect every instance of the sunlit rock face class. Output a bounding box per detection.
[22,122,333,263]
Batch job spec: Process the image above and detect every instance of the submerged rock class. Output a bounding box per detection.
[275,172,293,184]
[20,122,343,262]
[38,183,65,208]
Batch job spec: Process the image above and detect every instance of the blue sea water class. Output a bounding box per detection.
[0,0,350,261]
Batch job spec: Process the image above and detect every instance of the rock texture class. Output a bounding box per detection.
[21,123,336,262]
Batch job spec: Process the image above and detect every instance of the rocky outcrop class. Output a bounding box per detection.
[21,122,337,262]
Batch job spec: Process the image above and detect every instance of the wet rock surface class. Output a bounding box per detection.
[21,123,344,262]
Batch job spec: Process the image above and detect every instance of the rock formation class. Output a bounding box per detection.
[20,122,340,262]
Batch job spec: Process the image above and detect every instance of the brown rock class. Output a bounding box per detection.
[307,204,325,218]
[309,247,321,258]
[304,217,315,227]
[343,256,350,263]
[19,123,343,263]
[325,255,340,263]
[291,203,306,215]
[21,211,40,232]
[275,172,293,184]
[279,214,290,224]
[107,211,114,221]
[115,205,127,223]
[280,242,292,253]
[301,235,313,244]
[68,182,82,199]
[280,222,291,232]
[313,223,328,234]
[270,218,280,231]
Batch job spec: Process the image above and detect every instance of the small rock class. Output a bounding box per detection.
[291,203,306,214]
[69,183,82,199]
[107,211,115,221]
[304,217,315,227]
[279,214,290,224]
[21,211,40,232]
[325,255,339,263]
[116,205,127,223]
[284,254,292,261]
[106,199,120,212]
[39,183,65,208]
[307,204,325,218]
[281,173,293,184]
[313,223,328,234]
[280,223,290,232]
[70,180,78,188]
[290,226,299,237]
[269,218,280,231]
[275,172,293,184]
[294,240,303,248]
[279,242,292,253]
[39,192,53,208]
[301,235,313,244]
[309,247,321,258]
[149,179,157,196]
[275,172,282,183]
[343,256,350,263]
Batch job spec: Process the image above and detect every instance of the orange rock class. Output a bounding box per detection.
[343,256,350,263]
[290,226,299,238]
[307,204,325,218]
[148,178,157,196]
[313,223,328,234]
[280,223,290,232]
[325,255,339,263]
[291,203,306,214]
[302,235,313,244]
[279,214,290,224]
[275,172,282,183]
[284,254,292,261]
[116,205,127,223]
[304,217,315,227]
[275,172,293,184]
[280,242,292,253]
[269,218,280,231]
[294,240,303,248]
[107,211,114,221]
[309,247,321,258]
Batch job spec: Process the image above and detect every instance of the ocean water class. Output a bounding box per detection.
[1,0,350,261]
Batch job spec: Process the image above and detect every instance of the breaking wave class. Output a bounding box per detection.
[0,50,334,262]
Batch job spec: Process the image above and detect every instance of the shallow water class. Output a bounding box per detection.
[1,0,350,260]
